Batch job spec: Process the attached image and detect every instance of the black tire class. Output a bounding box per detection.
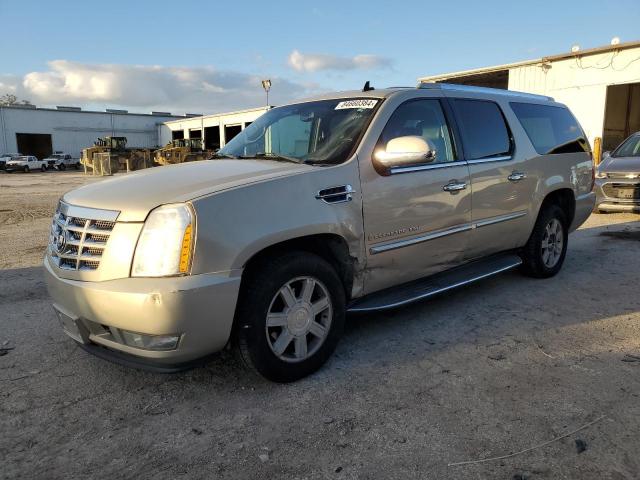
[74,163,80,170]
[520,204,568,278]
[59,163,66,171]
[235,252,345,382]
[41,164,47,172]
[23,166,30,173]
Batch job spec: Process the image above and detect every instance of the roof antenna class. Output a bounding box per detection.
[362,81,375,92]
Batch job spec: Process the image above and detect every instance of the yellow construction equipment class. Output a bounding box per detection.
[81,137,154,175]
[154,138,208,166]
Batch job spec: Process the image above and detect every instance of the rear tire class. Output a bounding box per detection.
[520,204,568,278]
[235,252,345,382]
[41,164,47,172]
[59,163,66,171]
[23,166,30,173]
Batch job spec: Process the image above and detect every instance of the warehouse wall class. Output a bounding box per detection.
[0,107,178,158]
[159,107,269,148]
[508,47,640,146]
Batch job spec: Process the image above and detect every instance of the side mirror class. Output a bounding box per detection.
[373,136,436,175]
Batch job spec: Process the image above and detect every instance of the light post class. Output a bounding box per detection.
[261,79,271,107]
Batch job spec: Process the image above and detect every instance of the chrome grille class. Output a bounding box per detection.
[49,205,117,271]
[602,183,640,200]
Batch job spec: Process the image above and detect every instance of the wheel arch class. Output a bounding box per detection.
[240,233,357,302]
[537,188,576,228]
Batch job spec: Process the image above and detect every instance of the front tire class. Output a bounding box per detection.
[235,252,345,382]
[41,164,47,172]
[23,166,30,173]
[59,163,66,171]
[520,204,568,278]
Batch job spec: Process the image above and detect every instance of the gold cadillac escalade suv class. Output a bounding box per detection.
[45,83,595,382]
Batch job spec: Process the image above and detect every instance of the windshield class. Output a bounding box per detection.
[613,135,640,158]
[219,98,380,164]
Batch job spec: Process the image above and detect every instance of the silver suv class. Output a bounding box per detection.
[44,84,595,381]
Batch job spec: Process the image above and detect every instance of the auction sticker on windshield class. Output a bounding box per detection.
[335,99,378,110]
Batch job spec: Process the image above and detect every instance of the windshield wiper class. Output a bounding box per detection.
[209,152,238,159]
[240,152,303,164]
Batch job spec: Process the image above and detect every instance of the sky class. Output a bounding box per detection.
[1,0,639,114]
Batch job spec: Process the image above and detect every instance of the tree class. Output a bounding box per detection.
[0,94,33,106]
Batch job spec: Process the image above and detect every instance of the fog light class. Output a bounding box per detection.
[121,330,180,351]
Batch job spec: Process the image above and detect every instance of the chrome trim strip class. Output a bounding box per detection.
[389,160,467,175]
[59,201,120,222]
[466,155,512,165]
[474,210,527,228]
[348,257,523,312]
[369,210,528,255]
[370,224,473,254]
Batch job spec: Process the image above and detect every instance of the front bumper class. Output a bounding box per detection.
[5,165,26,172]
[594,179,640,213]
[44,257,242,369]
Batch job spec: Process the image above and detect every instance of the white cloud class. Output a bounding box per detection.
[1,60,318,113]
[288,50,392,73]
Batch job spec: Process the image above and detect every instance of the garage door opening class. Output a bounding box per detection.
[171,130,184,140]
[603,82,640,152]
[204,126,221,150]
[16,133,52,160]
[189,129,202,139]
[224,124,242,145]
[436,69,509,90]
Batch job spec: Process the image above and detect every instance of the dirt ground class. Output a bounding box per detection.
[1,171,640,479]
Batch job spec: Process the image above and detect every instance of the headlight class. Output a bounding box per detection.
[132,203,194,277]
[595,170,607,179]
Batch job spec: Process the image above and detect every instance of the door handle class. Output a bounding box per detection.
[508,172,527,182]
[443,181,467,193]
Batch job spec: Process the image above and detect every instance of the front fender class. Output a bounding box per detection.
[189,161,365,274]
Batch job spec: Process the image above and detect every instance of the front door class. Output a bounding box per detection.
[360,97,472,294]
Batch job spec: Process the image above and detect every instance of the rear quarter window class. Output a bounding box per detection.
[451,99,512,160]
[510,102,590,155]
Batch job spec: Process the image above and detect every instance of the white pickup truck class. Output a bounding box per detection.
[0,152,22,170]
[44,152,81,170]
[5,155,48,173]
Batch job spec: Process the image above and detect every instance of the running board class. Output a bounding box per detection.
[347,252,522,313]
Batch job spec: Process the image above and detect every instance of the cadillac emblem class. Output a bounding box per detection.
[55,230,68,253]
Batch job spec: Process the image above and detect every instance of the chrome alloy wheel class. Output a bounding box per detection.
[265,276,332,363]
[541,218,564,268]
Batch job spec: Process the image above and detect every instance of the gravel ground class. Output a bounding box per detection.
[1,171,640,479]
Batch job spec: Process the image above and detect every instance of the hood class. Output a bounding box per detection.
[63,159,311,222]
[599,156,640,173]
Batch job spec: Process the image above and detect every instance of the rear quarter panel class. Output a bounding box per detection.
[498,98,593,244]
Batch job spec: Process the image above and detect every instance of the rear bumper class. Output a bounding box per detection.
[44,257,242,367]
[570,192,596,231]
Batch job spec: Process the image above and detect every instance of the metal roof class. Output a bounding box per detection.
[418,39,640,83]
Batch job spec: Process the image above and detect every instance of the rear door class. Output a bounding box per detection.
[448,97,535,259]
[360,96,472,294]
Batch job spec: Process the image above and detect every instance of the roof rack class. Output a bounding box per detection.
[417,82,554,101]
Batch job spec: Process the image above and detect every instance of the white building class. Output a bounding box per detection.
[158,106,269,150]
[0,105,184,160]
[419,40,640,155]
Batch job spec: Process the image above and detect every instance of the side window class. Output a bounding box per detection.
[451,99,511,160]
[378,99,455,163]
[510,102,590,155]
